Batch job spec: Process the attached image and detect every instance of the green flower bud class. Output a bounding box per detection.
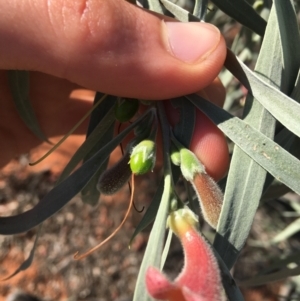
[170,144,181,166]
[169,196,179,212]
[97,153,132,195]
[114,98,139,122]
[130,140,156,175]
[180,148,206,181]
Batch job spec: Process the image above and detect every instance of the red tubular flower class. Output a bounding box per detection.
[146,208,223,301]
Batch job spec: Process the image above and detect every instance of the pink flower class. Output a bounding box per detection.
[145,208,223,301]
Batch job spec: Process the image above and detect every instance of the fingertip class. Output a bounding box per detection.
[202,77,226,108]
[190,110,229,180]
[1,0,226,100]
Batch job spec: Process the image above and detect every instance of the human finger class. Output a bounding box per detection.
[0,0,226,100]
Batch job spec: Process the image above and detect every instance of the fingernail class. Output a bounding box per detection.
[164,22,220,63]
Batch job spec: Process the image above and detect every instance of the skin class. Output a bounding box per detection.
[0,0,229,180]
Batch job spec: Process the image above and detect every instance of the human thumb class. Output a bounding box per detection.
[0,0,226,99]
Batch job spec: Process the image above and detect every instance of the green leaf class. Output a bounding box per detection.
[273,0,300,95]
[147,0,164,13]
[270,218,300,245]
[257,250,300,276]
[193,0,208,20]
[251,8,282,89]
[262,127,296,197]
[221,47,252,87]
[160,0,200,22]
[0,109,154,235]
[225,52,300,138]
[187,94,300,196]
[213,251,245,301]
[171,97,196,148]
[133,174,171,301]
[7,70,50,143]
[224,50,251,91]
[80,122,115,205]
[57,103,116,183]
[239,265,300,287]
[81,94,117,206]
[214,145,267,268]
[86,93,115,137]
[212,5,284,269]
[160,229,173,270]
[262,179,291,201]
[1,225,42,280]
[210,0,266,36]
[290,136,300,163]
[291,69,300,102]
[213,135,268,268]
[30,94,108,166]
[133,102,172,301]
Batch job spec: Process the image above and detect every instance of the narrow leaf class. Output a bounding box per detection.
[225,52,300,138]
[224,50,251,91]
[239,265,300,287]
[0,109,154,235]
[273,0,300,94]
[171,97,196,148]
[132,102,172,301]
[160,229,173,270]
[7,70,50,143]
[210,0,266,36]
[262,180,291,201]
[0,225,42,280]
[291,68,300,102]
[57,104,115,183]
[30,94,107,166]
[147,0,164,13]
[160,0,200,22]
[193,0,208,20]
[270,218,300,244]
[187,94,300,196]
[85,93,115,137]
[81,94,117,205]
[212,6,280,269]
[258,250,300,275]
[262,127,296,196]
[80,122,115,206]
[133,174,171,301]
[213,250,245,301]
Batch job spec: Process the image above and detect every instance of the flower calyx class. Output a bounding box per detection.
[129,139,156,175]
